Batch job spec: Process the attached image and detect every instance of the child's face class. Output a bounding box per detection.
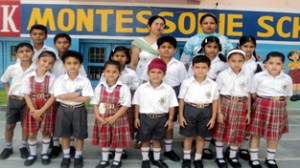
[111,51,128,66]
[238,42,255,59]
[147,69,165,84]
[204,42,219,59]
[192,62,210,79]
[37,56,55,72]
[63,57,82,74]
[16,46,34,62]
[228,54,245,73]
[149,18,165,34]
[265,57,284,76]
[103,64,120,82]
[290,53,300,61]
[54,37,71,55]
[158,42,176,59]
[30,29,47,45]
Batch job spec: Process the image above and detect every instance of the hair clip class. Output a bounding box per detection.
[205,38,208,43]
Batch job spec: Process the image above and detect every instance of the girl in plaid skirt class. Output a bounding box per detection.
[91,60,132,168]
[21,51,57,166]
[248,52,293,168]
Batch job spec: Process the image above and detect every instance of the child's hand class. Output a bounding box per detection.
[207,118,215,130]
[217,113,225,124]
[246,113,251,125]
[96,116,107,125]
[31,109,43,121]
[134,118,140,129]
[179,116,187,128]
[164,119,174,131]
[106,115,117,125]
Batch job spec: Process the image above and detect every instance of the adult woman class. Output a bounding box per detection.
[130,15,165,83]
[180,13,233,68]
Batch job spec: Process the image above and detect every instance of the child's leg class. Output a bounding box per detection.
[4,124,16,149]
[249,135,261,165]
[152,140,161,161]
[112,148,123,165]
[215,141,224,160]
[140,141,150,161]
[74,138,84,158]
[164,128,180,161]
[41,134,51,156]
[266,140,279,165]
[195,136,205,160]
[61,136,71,158]
[28,132,38,157]
[183,136,193,159]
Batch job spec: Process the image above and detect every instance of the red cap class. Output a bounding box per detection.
[148,58,167,74]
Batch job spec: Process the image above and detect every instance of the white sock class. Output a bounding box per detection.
[70,137,75,147]
[204,137,212,149]
[101,147,110,161]
[183,150,191,160]
[113,148,123,165]
[75,150,82,158]
[229,146,238,158]
[195,153,202,160]
[164,140,172,152]
[41,139,51,155]
[141,147,150,161]
[153,148,161,161]
[215,142,224,159]
[28,140,37,156]
[53,137,60,147]
[249,148,259,165]
[267,148,277,164]
[20,140,27,148]
[5,142,12,149]
[63,148,70,158]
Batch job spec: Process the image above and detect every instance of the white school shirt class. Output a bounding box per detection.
[1,62,36,96]
[251,71,293,97]
[54,73,94,105]
[51,58,87,77]
[99,67,139,90]
[178,76,219,104]
[188,56,229,80]
[90,80,131,114]
[242,56,264,77]
[216,68,251,97]
[132,82,178,114]
[141,57,188,87]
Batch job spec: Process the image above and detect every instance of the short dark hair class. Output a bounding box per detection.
[104,60,121,73]
[30,24,47,35]
[54,33,72,43]
[192,55,211,67]
[265,51,285,63]
[200,13,218,25]
[157,36,177,48]
[148,15,166,27]
[109,46,130,64]
[15,42,33,52]
[61,50,83,63]
[38,51,56,62]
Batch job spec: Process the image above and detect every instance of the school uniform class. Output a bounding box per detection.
[248,71,293,140]
[213,68,251,145]
[132,82,178,141]
[0,62,35,124]
[21,71,56,134]
[242,55,264,77]
[178,76,219,137]
[91,80,132,148]
[53,73,94,139]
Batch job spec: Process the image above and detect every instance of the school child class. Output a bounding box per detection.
[50,33,86,158]
[0,43,36,160]
[141,36,187,162]
[21,51,57,166]
[287,50,300,101]
[53,50,94,168]
[91,60,132,168]
[179,56,218,168]
[213,49,251,168]
[248,52,292,168]
[133,58,178,168]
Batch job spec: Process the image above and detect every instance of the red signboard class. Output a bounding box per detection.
[0,0,20,37]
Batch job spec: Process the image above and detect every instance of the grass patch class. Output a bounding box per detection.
[0,89,7,105]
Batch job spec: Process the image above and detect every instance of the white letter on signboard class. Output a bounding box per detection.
[1,5,19,32]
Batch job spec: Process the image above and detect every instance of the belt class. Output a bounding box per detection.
[10,95,24,101]
[146,113,167,119]
[31,94,50,99]
[258,96,285,101]
[60,103,85,109]
[186,103,212,108]
[103,103,121,110]
[222,95,247,102]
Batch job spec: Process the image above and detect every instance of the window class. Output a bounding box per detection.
[88,47,106,63]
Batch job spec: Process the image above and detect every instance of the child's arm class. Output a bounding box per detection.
[93,104,107,125]
[178,99,187,128]
[134,105,140,129]
[2,82,9,100]
[208,99,217,130]
[165,107,175,130]
[251,93,257,100]
[246,94,251,125]
[33,96,56,120]
[216,97,224,124]
[106,106,129,125]
[24,94,36,114]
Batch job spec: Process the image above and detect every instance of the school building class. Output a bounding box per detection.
[0,0,300,87]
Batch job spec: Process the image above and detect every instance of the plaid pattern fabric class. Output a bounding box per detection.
[213,96,247,145]
[288,69,300,83]
[248,97,288,140]
[23,75,57,134]
[91,84,133,148]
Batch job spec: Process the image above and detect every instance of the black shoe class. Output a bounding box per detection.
[239,149,250,160]
[290,95,298,101]
[111,160,122,168]
[50,145,62,158]
[121,150,128,160]
[95,160,109,168]
[24,155,37,166]
[182,159,191,168]
[194,160,203,168]
[249,160,263,168]
[227,157,241,168]
[224,147,230,159]
[108,150,115,160]
[215,158,228,168]
[142,160,151,168]
[70,146,76,158]
[265,159,278,168]
[203,148,213,160]
[74,156,83,168]
[41,154,51,165]
[152,159,168,168]
[61,157,71,168]
[163,150,180,162]
[19,147,29,159]
[0,148,13,160]
[149,151,154,162]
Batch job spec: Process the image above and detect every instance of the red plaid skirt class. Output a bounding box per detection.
[247,97,288,140]
[288,69,300,84]
[213,96,247,145]
[127,106,134,139]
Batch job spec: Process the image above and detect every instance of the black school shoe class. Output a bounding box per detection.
[193,160,204,168]
[227,157,241,168]
[0,148,13,160]
[181,159,191,168]
[41,154,51,165]
[249,160,263,168]
[290,95,298,101]
[70,146,76,158]
[111,160,122,168]
[152,159,168,168]
[265,159,279,168]
[20,147,30,159]
[149,151,154,162]
[215,158,228,168]
[142,160,151,168]
[163,150,180,162]
[74,156,84,168]
[50,145,62,158]
[95,160,110,168]
[238,149,250,160]
[203,148,213,160]
[24,155,37,166]
[61,157,71,168]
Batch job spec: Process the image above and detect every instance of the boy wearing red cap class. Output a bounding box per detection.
[133,58,178,168]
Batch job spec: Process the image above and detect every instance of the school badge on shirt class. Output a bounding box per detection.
[239,82,247,89]
[206,92,211,99]
[159,97,166,105]
[282,84,287,91]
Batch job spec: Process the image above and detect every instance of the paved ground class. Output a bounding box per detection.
[0,106,299,168]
